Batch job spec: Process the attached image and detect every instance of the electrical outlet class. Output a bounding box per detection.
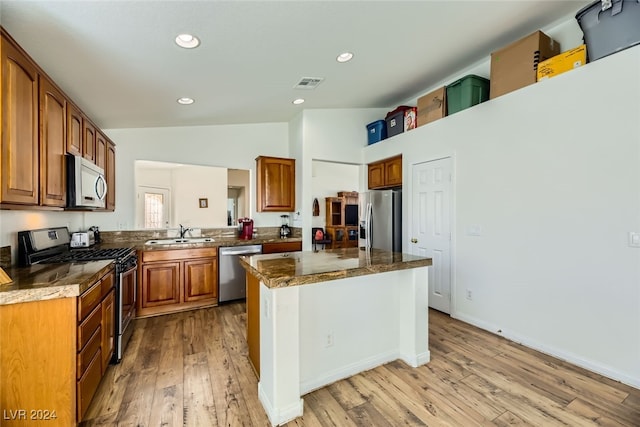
[325,331,334,348]
[466,289,473,300]
[629,232,640,248]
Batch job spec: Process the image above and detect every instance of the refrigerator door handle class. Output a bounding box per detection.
[366,202,373,249]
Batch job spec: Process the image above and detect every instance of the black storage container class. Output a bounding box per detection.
[576,0,640,61]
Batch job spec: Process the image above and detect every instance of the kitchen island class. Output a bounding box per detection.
[240,247,431,426]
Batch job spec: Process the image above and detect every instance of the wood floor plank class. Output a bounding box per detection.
[148,384,184,427]
[183,352,217,426]
[82,303,640,427]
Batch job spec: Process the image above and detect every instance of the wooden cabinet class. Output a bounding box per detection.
[256,155,295,212]
[138,247,218,317]
[39,75,67,207]
[82,118,96,163]
[246,272,260,377]
[66,102,83,156]
[262,240,302,254]
[95,130,107,171]
[101,290,115,374]
[0,31,39,205]
[325,192,359,249]
[368,155,402,189]
[105,140,116,211]
[0,28,118,211]
[76,268,115,421]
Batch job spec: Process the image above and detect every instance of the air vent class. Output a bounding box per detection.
[294,77,324,90]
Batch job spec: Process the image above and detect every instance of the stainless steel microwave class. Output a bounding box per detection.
[66,154,107,209]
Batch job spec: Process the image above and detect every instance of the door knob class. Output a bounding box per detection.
[411,238,418,243]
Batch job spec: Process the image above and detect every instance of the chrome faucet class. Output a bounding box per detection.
[179,224,192,239]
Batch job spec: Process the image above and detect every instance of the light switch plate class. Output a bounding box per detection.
[629,232,640,248]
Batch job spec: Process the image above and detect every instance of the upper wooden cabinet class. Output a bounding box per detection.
[0,31,39,205]
[256,155,295,212]
[82,119,96,163]
[368,155,402,189]
[66,102,83,156]
[1,28,118,210]
[39,76,67,207]
[105,140,116,211]
[95,130,107,171]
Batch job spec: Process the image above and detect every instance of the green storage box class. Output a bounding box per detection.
[446,75,490,115]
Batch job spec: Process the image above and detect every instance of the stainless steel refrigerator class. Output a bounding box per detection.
[359,189,402,252]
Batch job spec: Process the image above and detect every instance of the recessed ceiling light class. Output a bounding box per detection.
[175,34,200,49]
[336,52,354,63]
[177,97,194,105]
[292,98,305,105]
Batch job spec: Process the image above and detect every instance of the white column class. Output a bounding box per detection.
[397,266,430,367]
[258,283,304,426]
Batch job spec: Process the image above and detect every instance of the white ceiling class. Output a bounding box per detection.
[0,0,591,129]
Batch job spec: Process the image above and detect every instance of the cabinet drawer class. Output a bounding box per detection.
[77,325,101,379]
[142,247,217,262]
[78,281,102,321]
[78,303,102,349]
[262,241,302,254]
[101,271,114,295]
[77,347,102,421]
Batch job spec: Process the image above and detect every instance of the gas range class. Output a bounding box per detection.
[17,227,134,267]
[17,227,137,364]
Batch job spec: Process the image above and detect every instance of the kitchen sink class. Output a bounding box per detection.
[145,237,215,245]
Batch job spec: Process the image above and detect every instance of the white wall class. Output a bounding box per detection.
[365,45,640,387]
[172,165,227,227]
[96,122,290,231]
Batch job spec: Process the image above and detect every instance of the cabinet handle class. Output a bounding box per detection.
[411,238,418,244]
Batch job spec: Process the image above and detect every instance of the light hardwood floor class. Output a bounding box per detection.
[82,303,640,426]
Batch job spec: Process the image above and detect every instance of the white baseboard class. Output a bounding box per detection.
[299,350,399,395]
[452,312,640,389]
[258,382,304,427]
[400,350,431,368]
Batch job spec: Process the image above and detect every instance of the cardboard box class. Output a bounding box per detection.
[490,30,560,99]
[417,86,446,127]
[537,45,587,81]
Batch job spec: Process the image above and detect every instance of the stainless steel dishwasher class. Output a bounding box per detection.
[219,244,262,302]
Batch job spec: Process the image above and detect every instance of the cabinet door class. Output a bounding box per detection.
[101,290,115,374]
[140,262,181,308]
[367,162,384,189]
[66,102,82,156]
[256,156,295,212]
[1,35,39,205]
[82,119,96,163]
[105,140,116,211]
[184,257,217,302]
[95,131,107,171]
[385,156,402,186]
[326,227,345,249]
[39,76,67,207]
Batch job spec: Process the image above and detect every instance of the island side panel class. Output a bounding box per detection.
[397,266,430,367]
[298,268,430,394]
[258,283,303,426]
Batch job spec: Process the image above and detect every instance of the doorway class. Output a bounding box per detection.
[137,186,171,229]
[411,157,453,314]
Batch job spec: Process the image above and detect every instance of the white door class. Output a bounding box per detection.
[136,186,171,229]
[411,158,452,313]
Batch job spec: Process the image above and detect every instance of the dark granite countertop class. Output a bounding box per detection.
[0,260,114,306]
[239,248,431,289]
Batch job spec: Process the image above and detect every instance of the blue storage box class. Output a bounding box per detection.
[366,120,387,145]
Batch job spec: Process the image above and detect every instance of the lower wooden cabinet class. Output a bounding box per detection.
[261,240,302,254]
[137,247,218,317]
[76,269,115,421]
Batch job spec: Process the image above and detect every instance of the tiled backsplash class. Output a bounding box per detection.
[100,227,301,243]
